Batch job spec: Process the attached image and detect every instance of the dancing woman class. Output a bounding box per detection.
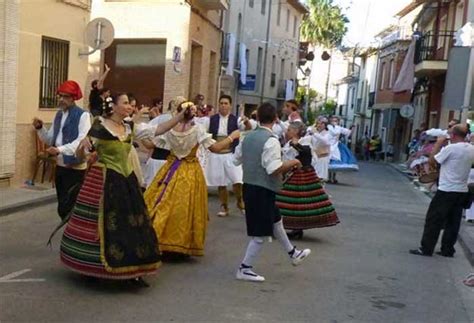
[59,93,184,285]
[327,116,358,183]
[276,122,339,239]
[310,118,331,182]
[144,101,240,257]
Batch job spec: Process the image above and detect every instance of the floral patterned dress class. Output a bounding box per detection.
[60,118,161,279]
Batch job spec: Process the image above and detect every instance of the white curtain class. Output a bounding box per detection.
[393,39,415,93]
[239,43,247,85]
[226,33,236,76]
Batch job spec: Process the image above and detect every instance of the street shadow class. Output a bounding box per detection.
[326,182,356,188]
[289,235,326,244]
[60,271,157,294]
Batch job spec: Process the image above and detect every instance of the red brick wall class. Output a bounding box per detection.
[375,46,411,105]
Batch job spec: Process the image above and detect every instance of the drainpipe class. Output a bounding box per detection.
[260,0,272,104]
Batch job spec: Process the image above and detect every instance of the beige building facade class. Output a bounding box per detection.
[89,0,226,107]
[1,0,90,187]
[222,0,307,112]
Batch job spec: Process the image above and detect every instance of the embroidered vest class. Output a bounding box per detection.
[52,105,84,165]
[209,114,239,152]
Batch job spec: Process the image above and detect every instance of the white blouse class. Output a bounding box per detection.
[155,124,215,160]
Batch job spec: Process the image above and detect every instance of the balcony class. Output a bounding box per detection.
[414,30,455,77]
[195,0,229,10]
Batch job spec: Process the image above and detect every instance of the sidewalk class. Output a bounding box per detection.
[0,183,56,216]
[389,162,474,266]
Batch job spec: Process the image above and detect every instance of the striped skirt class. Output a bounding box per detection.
[276,167,339,230]
[60,165,160,279]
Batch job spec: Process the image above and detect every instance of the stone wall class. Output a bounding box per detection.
[0,0,19,182]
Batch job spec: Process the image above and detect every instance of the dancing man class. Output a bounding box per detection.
[234,103,310,282]
[33,80,91,220]
[203,95,245,217]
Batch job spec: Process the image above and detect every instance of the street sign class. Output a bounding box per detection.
[400,104,414,118]
[239,74,256,91]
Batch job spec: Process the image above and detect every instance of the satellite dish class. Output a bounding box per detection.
[79,18,115,56]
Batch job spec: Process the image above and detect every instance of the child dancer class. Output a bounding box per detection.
[233,103,311,282]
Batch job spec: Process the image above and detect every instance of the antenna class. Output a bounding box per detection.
[79,18,115,56]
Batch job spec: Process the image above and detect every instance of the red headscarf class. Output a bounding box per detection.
[57,80,83,101]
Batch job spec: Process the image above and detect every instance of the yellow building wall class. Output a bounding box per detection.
[89,0,223,108]
[189,10,222,106]
[13,0,90,185]
[89,0,193,106]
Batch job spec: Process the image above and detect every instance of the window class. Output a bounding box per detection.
[249,0,254,8]
[286,9,290,31]
[39,37,69,108]
[261,0,266,15]
[290,62,294,79]
[271,55,276,87]
[388,59,395,89]
[379,62,386,90]
[293,16,297,37]
[256,47,263,92]
[280,58,286,80]
[277,2,281,26]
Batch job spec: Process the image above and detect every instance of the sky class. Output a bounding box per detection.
[332,0,413,46]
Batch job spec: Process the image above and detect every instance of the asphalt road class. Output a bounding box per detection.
[1,162,473,322]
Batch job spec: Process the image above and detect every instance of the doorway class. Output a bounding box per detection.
[104,39,166,106]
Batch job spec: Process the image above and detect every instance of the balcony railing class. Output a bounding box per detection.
[414,30,455,64]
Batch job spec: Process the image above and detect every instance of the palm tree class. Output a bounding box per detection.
[301,0,349,103]
[301,0,349,48]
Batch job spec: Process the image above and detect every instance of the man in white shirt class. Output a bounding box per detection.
[32,81,91,220]
[203,95,244,217]
[410,125,474,257]
[233,102,310,282]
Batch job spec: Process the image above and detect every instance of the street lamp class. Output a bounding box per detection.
[304,67,311,122]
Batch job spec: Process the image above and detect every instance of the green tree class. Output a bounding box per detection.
[301,0,349,48]
[296,86,319,104]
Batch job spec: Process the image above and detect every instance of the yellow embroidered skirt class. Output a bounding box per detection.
[144,152,208,256]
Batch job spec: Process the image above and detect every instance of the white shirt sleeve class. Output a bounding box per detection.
[37,124,54,146]
[340,126,352,136]
[434,145,451,165]
[312,132,330,146]
[281,142,298,161]
[196,124,215,148]
[262,137,283,175]
[57,112,92,155]
[134,122,156,140]
[233,140,243,166]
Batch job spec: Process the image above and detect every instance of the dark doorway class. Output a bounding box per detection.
[104,39,166,106]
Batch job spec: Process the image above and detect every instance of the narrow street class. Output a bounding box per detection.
[1,162,473,322]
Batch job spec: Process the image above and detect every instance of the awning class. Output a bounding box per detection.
[396,0,433,18]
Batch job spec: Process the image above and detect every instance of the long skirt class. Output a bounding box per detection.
[329,143,359,172]
[314,156,329,181]
[143,158,167,188]
[60,164,161,279]
[144,151,208,256]
[276,167,339,230]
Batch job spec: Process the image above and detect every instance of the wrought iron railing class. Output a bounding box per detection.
[414,30,455,64]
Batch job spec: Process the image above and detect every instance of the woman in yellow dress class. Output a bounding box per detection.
[144,101,240,256]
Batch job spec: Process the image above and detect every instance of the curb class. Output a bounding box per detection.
[387,163,474,266]
[0,193,56,217]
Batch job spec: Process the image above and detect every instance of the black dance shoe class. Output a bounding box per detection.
[409,248,432,256]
